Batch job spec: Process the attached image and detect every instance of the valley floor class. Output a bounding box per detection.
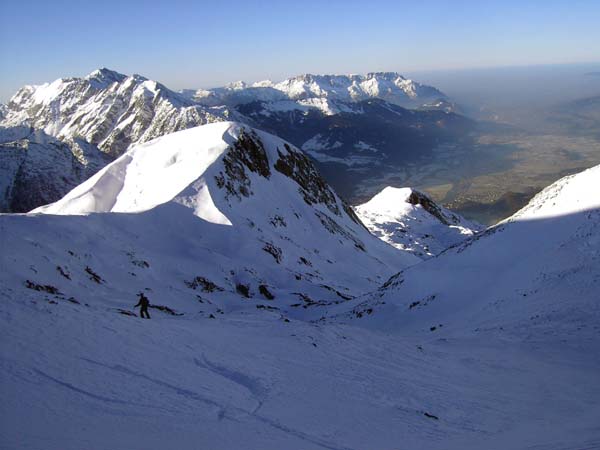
[352,132,600,225]
[2,292,599,450]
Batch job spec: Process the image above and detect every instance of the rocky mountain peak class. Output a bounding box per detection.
[85,67,128,85]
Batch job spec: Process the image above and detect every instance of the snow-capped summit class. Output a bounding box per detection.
[1,68,226,157]
[355,186,482,258]
[84,67,128,86]
[275,72,444,103]
[184,72,447,109]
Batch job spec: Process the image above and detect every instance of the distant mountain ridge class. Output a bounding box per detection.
[181,71,448,110]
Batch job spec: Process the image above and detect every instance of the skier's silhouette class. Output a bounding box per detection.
[134,292,151,319]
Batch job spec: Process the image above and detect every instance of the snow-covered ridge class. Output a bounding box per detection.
[2,68,226,157]
[183,72,447,109]
[355,186,482,258]
[30,121,417,310]
[506,164,600,221]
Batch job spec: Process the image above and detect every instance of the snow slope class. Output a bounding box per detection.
[355,186,482,258]
[3,293,599,450]
[1,141,599,449]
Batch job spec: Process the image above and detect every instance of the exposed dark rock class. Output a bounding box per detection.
[85,266,103,284]
[262,242,283,263]
[215,128,270,200]
[274,144,341,216]
[131,258,150,268]
[256,304,279,311]
[320,284,353,301]
[149,304,183,316]
[25,280,61,295]
[56,266,71,280]
[259,284,275,300]
[298,256,312,267]
[269,215,287,227]
[236,283,251,298]
[185,276,223,293]
[407,190,454,226]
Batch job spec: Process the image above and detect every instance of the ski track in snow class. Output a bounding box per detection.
[194,354,268,414]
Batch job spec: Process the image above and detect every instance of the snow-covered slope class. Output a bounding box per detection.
[4,289,600,450]
[184,72,447,110]
[2,140,600,449]
[355,187,482,258]
[11,121,417,319]
[2,68,226,157]
[343,164,600,340]
[506,164,600,221]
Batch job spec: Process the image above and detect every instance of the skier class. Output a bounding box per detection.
[134,292,151,319]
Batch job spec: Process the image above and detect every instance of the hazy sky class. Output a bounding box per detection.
[1,0,599,101]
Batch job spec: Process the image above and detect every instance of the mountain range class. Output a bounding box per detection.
[181,72,449,109]
[0,69,470,213]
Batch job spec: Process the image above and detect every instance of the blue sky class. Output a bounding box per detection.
[1,0,599,101]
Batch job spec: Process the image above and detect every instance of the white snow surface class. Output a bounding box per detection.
[355,186,482,258]
[2,134,600,449]
[33,123,233,218]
